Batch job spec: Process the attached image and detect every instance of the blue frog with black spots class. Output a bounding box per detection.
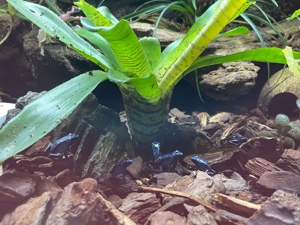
[191,155,216,176]
[222,133,248,147]
[44,133,78,159]
[149,141,183,173]
[110,157,133,176]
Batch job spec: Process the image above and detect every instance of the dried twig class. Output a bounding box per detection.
[96,193,137,225]
[212,193,261,217]
[140,186,218,212]
[239,136,274,149]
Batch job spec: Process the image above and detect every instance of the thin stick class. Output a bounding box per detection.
[97,193,137,225]
[140,186,218,212]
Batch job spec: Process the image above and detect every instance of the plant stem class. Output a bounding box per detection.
[119,85,170,145]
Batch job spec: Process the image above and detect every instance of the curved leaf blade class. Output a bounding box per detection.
[98,20,152,77]
[283,46,300,76]
[184,47,300,75]
[139,37,161,70]
[0,71,107,164]
[74,0,114,26]
[107,69,160,101]
[74,27,119,67]
[158,0,248,96]
[7,0,113,70]
[216,26,250,39]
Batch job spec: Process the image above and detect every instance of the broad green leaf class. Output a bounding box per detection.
[73,27,119,67]
[0,70,107,164]
[184,47,300,75]
[96,6,119,25]
[287,9,300,21]
[7,0,113,70]
[283,46,300,76]
[139,37,161,70]
[78,7,153,77]
[107,68,132,83]
[107,69,160,102]
[158,0,248,97]
[74,0,113,26]
[158,0,248,84]
[80,18,105,31]
[129,75,160,102]
[98,20,152,77]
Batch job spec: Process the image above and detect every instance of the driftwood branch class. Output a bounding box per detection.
[140,186,218,212]
[97,193,137,225]
[212,193,261,217]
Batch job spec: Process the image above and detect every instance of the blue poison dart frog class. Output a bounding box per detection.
[44,133,78,159]
[110,157,133,176]
[150,151,183,173]
[190,155,216,176]
[151,141,162,161]
[222,133,248,147]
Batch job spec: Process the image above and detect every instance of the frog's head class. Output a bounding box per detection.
[172,150,183,157]
[67,133,79,139]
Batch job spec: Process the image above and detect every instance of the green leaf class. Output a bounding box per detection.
[7,0,113,70]
[287,9,300,21]
[157,0,248,97]
[97,20,152,77]
[276,113,290,126]
[73,27,119,67]
[96,6,119,25]
[185,47,300,75]
[107,68,132,83]
[0,70,107,164]
[122,5,168,20]
[282,46,300,76]
[139,37,161,70]
[216,26,250,39]
[129,75,160,102]
[107,69,160,102]
[74,0,114,26]
[230,1,255,22]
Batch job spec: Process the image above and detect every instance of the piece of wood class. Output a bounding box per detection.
[276,149,300,175]
[140,186,218,212]
[245,157,283,177]
[212,193,261,218]
[97,193,137,225]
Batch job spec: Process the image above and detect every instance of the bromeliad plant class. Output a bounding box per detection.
[0,0,300,164]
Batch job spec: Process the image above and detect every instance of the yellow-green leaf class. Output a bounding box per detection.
[74,0,113,26]
[283,46,300,76]
[98,20,151,77]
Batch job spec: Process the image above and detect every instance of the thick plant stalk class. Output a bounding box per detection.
[119,85,170,145]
